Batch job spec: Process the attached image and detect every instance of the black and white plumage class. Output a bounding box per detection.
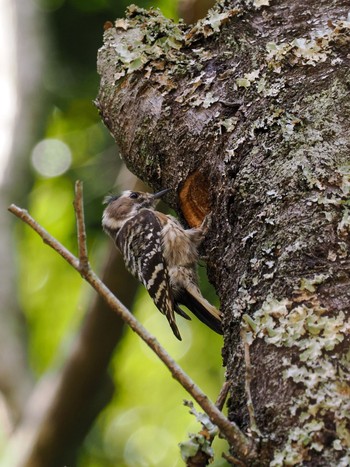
[102,189,222,340]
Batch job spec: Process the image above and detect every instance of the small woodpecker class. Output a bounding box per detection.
[102,189,222,340]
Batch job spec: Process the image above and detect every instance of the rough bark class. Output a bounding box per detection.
[97,1,350,465]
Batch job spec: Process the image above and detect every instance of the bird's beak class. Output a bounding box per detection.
[152,188,171,199]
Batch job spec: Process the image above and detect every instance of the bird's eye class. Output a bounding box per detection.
[129,192,139,199]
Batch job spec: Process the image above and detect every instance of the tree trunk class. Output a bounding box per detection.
[96,1,350,465]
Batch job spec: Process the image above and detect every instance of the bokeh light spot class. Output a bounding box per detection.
[124,425,175,466]
[142,312,192,361]
[31,138,72,177]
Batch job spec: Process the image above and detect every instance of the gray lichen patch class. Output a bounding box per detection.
[265,18,350,73]
[221,16,350,113]
[97,4,242,90]
[97,6,186,85]
[185,7,242,42]
[243,286,350,465]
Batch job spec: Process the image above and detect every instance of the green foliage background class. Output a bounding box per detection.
[18,0,227,465]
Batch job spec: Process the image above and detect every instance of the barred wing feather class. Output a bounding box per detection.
[116,209,182,340]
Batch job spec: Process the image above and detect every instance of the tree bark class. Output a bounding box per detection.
[97,1,350,465]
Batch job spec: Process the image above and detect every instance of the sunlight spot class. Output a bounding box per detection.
[27,270,49,293]
[103,407,143,458]
[142,312,192,361]
[124,425,176,467]
[31,138,72,177]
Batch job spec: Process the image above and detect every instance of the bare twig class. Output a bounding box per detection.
[241,328,261,437]
[215,381,230,411]
[8,187,255,461]
[222,451,247,466]
[73,180,89,272]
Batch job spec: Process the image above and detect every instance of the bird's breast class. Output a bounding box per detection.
[160,217,198,267]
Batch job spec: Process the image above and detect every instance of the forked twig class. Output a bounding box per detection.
[8,182,255,461]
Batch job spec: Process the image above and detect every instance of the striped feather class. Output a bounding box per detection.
[116,210,182,340]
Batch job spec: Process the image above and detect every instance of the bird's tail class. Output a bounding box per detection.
[176,287,222,335]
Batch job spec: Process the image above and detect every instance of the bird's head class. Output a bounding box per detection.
[102,188,171,234]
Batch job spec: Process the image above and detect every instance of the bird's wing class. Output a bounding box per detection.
[176,288,222,335]
[171,267,222,335]
[116,209,182,340]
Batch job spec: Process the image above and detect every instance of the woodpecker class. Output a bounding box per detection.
[102,189,222,340]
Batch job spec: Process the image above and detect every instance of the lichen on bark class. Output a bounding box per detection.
[97,1,350,465]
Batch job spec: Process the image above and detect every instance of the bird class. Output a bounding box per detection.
[102,188,222,340]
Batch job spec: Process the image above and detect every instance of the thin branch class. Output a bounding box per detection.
[73,180,89,272]
[215,381,230,411]
[8,194,255,461]
[222,452,247,467]
[241,328,261,437]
